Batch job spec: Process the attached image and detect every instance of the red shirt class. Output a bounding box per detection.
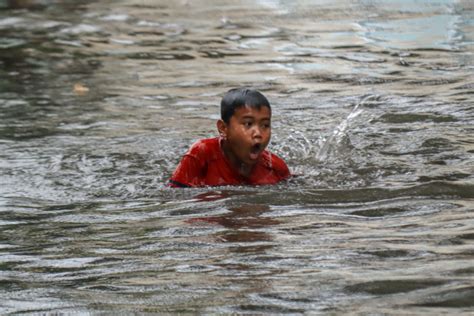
[169,137,290,187]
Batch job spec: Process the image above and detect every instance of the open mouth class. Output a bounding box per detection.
[249,143,262,160]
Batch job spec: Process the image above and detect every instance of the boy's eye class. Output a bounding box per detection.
[260,121,271,129]
[243,121,253,128]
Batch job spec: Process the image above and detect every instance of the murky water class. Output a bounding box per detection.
[1,0,473,314]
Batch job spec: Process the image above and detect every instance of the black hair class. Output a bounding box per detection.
[220,88,271,124]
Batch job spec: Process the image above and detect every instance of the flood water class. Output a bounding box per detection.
[1,0,473,314]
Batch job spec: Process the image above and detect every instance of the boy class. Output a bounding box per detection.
[169,88,290,187]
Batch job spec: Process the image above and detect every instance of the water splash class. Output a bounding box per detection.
[316,94,380,162]
[286,129,314,160]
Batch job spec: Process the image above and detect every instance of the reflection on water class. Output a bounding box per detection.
[1,0,473,314]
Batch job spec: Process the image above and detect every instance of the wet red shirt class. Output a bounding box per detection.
[169,137,290,187]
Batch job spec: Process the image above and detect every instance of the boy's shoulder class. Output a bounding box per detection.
[261,150,290,175]
[187,137,220,159]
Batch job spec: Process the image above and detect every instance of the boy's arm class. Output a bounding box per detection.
[271,153,291,180]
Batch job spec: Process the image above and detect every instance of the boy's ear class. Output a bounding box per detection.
[217,119,227,138]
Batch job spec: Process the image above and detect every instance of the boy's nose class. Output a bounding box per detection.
[252,126,262,138]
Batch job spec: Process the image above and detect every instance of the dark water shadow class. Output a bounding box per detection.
[345,279,446,295]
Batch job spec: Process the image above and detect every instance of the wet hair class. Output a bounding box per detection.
[220,88,271,124]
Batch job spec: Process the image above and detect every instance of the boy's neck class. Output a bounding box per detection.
[219,138,253,178]
[238,163,253,178]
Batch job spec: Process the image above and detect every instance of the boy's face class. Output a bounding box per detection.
[218,105,271,168]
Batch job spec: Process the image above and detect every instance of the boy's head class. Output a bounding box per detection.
[220,88,271,124]
[217,88,273,170]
